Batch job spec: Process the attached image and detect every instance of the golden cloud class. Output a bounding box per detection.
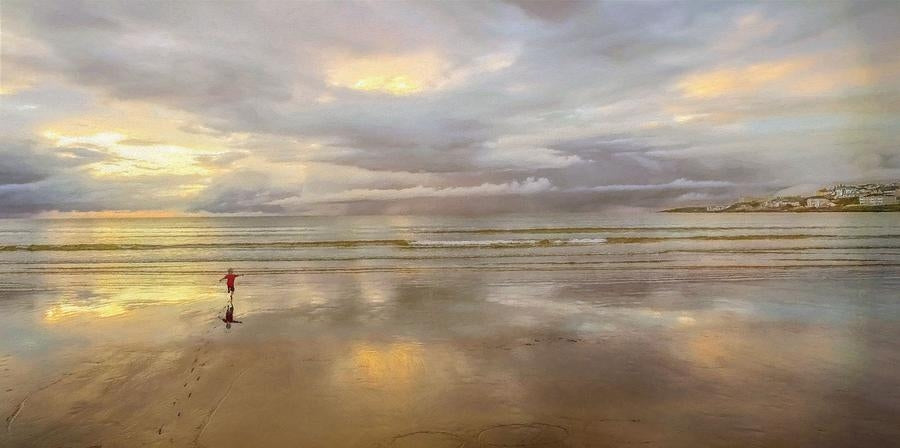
[325,50,516,96]
[677,58,814,98]
[326,53,445,96]
[43,130,216,178]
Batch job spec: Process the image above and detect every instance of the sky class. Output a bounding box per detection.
[1,0,899,217]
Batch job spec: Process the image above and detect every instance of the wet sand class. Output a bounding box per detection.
[2,268,900,447]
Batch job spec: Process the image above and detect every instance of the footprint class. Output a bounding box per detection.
[477,423,568,447]
[391,431,464,448]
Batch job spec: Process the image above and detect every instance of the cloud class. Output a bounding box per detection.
[188,170,294,214]
[477,146,583,170]
[1,0,898,215]
[0,141,105,185]
[575,178,735,193]
[677,58,814,99]
[0,141,201,215]
[270,176,555,207]
[675,192,714,202]
[504,0,590,23]
[42,131,214,177]
[772,184,821,198]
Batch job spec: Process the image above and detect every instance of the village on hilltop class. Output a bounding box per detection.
[665,182,900,213]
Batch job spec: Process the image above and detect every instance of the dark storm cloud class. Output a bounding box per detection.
[0,141,106,185]
[1,0,898,215]
[0,142,95,214]
[0,141,200,215]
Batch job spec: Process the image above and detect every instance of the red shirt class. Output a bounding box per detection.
[224,274,238,287]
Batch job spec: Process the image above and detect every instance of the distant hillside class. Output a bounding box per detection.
[663,204,900,213]
[663,181,899,213]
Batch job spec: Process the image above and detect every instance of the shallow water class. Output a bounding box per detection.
[1,213,899,447]
[1,213,898,278]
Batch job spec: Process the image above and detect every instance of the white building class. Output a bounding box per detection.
[859,195,898,206]
[764,198,801,208]
[832,186,860,199]
[805,197,834,208]
[706,205,729,212]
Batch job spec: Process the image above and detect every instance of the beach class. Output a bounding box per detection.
[2,213,899,447]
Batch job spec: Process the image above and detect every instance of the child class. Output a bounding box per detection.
[219,268,242,300]
[219,268,243,324]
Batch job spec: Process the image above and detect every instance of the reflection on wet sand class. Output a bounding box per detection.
[34,281,220,323]
[1,268,899,447]
[43,301,128,321]
[350,342,425,387]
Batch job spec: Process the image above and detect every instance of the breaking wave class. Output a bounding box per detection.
[0,238,609,251]
[406,238,608,248]
[2,234,898,252]
[431,225,884,234]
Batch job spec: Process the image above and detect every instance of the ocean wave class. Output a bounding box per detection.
[0,238,609,252]
[2,234,898,252]
[0,240,408,251]
[407,238,608,248]
[5,262,900,276]
[605,234,900,243]
[431,225,886,234]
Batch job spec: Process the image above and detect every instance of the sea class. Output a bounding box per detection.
[1,211,898,323]
[1,212,898,280]
[0,211,898,332]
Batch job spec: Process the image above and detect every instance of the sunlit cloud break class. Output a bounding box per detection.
[272,177,555,206]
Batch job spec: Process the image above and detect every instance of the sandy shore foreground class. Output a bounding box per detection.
[2,269,900,447]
